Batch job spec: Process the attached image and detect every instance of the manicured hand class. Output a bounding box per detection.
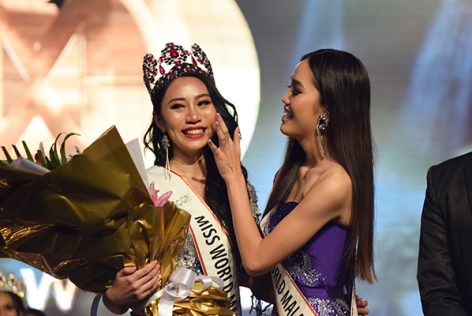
[103,260,160,314]
[208,113,242,182]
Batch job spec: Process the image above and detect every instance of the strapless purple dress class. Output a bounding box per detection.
[266,202,351,316]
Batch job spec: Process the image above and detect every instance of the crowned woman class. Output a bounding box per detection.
[101,43,261,316]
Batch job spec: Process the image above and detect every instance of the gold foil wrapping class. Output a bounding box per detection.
[141,286,235,316]
[0,126,191,293]
[0,126,235,315]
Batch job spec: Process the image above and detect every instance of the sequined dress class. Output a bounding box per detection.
[175,181,259,275]
[176,231,205,274]
[172,181,260,309]
[266,202,351,316]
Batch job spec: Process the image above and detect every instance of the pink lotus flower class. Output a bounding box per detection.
[149,181,172,207]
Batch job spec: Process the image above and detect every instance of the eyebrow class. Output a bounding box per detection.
[167,97,185,104]
[291,78,303,90]
[194,93,211,99]
[167,93,211,105]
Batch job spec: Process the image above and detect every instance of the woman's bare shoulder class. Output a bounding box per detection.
[304,163,352,208]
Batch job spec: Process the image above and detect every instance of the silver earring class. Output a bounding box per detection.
[316,115,329,159]
[161,133,171,173]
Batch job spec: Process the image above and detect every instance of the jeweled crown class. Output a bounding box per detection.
[143,42,215,95]
[0,272,26,298]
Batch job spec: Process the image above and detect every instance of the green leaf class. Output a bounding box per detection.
[1,146,13,163]
[59,132,80,164]
[12,145,22,159]
[35,150,48,169]
[46,152,57,169]
[45,154,54,169]
[49,133,62,169]
[22,141,35,162]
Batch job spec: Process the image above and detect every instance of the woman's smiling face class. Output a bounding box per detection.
[155,76,217,160]
[280,59,326,142]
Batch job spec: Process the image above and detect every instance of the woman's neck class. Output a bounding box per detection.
[170,153,205,173]
[297,137,327,167]
[170,154,207,196]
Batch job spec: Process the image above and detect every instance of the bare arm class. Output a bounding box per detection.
[209,114,350,276]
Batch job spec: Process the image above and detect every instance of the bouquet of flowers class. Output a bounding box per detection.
[0,126,230,315]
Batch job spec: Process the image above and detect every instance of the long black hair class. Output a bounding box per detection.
[143,71,248,264]
[265,49,375,283]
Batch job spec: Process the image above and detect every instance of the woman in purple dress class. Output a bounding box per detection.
[209,48,375,315]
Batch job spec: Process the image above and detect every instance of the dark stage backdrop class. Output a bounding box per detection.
[1,0,472,315]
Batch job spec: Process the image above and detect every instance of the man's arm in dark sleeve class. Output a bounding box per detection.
[417,166,468,316]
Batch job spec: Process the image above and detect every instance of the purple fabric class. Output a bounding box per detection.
[268,202,351,315]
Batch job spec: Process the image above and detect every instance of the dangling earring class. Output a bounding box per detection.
[161,133,171,175]
[316,114,329,159]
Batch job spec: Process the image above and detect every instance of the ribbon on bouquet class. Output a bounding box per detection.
[141,267,229,316]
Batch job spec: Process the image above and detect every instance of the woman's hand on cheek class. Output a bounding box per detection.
[208,113,242,182]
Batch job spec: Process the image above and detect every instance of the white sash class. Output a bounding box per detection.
[260,208,359,316]
[146,166,240,313]
[260,210,318,316]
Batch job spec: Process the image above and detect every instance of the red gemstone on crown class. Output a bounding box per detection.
[170,47,178,58]
[159,65,165,75]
